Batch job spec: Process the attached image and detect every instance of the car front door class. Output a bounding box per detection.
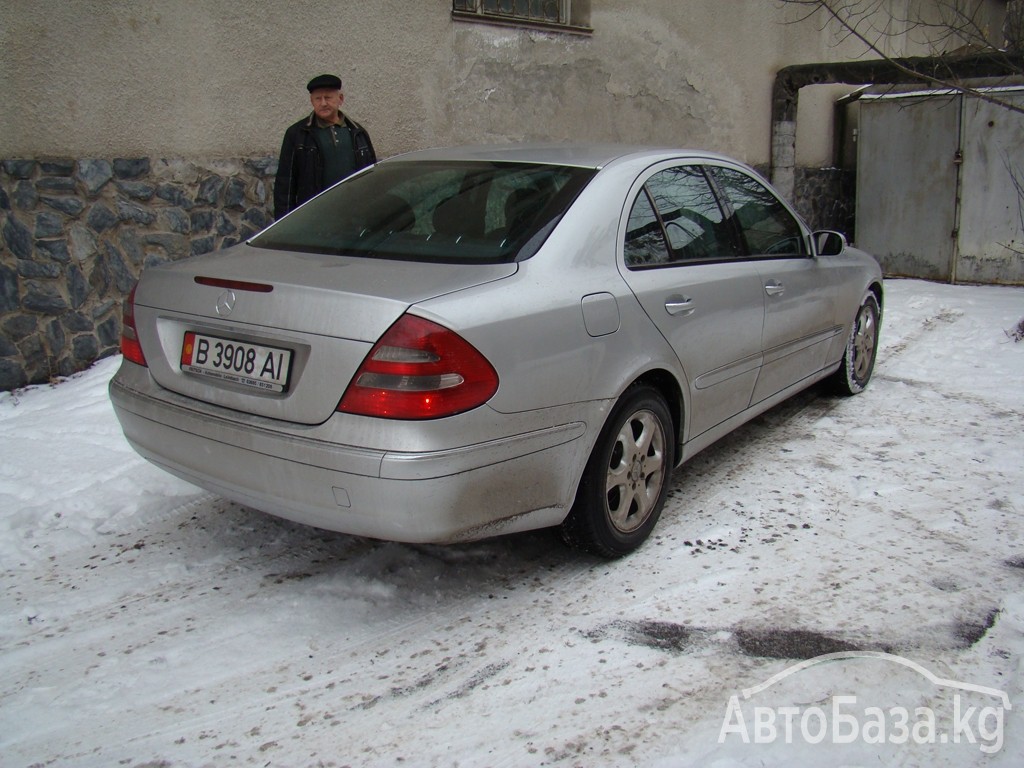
[618,164,765,439]
[709,166,842,405]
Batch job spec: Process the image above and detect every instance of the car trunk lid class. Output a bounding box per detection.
[131,244,516,425]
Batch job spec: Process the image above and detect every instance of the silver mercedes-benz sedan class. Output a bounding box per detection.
[109,144,882,557]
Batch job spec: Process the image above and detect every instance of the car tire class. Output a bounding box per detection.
[561,385,675,558]
[830,292,880,396]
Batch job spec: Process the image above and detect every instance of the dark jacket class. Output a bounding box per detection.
[273,111,376,220]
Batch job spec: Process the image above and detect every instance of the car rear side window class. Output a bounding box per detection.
[710,166,807,257]
[251,161,595,264]
[624,188,672,267]
[624,165,739,268]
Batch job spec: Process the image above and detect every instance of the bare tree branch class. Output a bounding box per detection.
[778,0,1024,115]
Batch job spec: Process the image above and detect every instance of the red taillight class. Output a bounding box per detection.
[120,284,147,367]
[338,315,498,420]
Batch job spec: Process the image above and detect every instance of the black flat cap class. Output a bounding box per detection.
[307,74,342,92]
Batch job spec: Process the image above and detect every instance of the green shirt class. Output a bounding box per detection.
[314,118,356,186]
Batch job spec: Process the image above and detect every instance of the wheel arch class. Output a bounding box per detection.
[629,368,686,467]
[869,280,884,324]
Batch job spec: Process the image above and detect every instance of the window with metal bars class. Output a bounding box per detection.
[452,0,591,33]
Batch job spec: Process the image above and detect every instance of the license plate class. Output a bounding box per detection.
[181,332,292,392]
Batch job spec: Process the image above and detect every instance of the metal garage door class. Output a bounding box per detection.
[856,93,960,281]
[855,87,1024,285]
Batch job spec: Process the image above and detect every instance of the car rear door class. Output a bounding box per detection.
[708,166,842,404]
[617,163,765,439]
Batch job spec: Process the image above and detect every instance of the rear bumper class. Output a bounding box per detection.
[109,363,593,543]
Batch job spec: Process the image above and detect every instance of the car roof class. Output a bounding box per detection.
[384,143,739,171]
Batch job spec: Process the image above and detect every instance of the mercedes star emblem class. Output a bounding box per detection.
[215,290,236,317]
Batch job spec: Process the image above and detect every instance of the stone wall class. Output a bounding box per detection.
[0,156,276,390]
[755,164,856,236]
[793,167,856,237]
[0,158,855,393]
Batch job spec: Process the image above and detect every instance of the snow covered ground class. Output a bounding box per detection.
[1,278,1023,767]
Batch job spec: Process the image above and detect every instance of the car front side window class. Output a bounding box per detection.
[710,167,807,257]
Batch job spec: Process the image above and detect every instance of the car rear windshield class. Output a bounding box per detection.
[251,160,596,264]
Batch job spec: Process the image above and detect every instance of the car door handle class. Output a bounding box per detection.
[665,296,695,316]
[764,280,785,297]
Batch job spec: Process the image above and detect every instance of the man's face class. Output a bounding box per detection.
[310,88,343,122]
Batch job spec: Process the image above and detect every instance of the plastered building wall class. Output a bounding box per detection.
[0,0,934,166]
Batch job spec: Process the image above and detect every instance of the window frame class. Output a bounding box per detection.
[451,0,592,35]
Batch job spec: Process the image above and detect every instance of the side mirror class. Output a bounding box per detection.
[814,230,848,257]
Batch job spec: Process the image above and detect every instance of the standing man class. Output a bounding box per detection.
[273,73,376,220]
